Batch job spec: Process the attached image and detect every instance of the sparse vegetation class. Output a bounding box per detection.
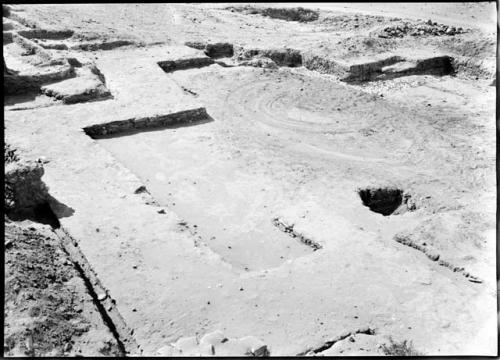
[5,143,19,164]
[381,338,422,356]
[5,143,18,211]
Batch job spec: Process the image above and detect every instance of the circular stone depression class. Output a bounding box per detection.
[358,187,405,216]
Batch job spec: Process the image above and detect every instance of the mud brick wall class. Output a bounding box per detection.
[235,46,302,67]
[17,29,74,40]
[414,56,454,75]
[4,31,13,44]
[12,33,53,62]
[204,42,234,58]
[83,108,209,138]
[346,56,404,81]
[302,52,350,77]
[157,57,214,72]
[71,40,136,51]
[4,63,74,95]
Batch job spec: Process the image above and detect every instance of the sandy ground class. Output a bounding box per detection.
[3,3,497,357]
[4,219,122,356]
[262,2,498,33]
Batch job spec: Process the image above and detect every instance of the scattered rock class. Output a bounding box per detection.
[157,331,269,356]
[134,185,148,194]
[379,20,467,38]
[200,330,226,346]
[239,56,278,69]
[226,6,319,22]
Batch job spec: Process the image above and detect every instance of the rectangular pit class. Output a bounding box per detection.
[88,115,315,271]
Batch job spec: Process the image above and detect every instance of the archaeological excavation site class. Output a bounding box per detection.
[3,2,497,357]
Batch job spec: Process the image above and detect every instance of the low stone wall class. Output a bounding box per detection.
[12,33,53,61]
[302,52,455,82]
[369,55,454,81]
[4,62,74,95]
[3,21,14,31]
[184,41,206,50]
[235,46,302,67]
[17,29,74,40]
[41,63,111,104]
[157,57,214,72]
[3,31,13,44]
[185,42,234,58]
[413,55,454,75]
[302,52,350,76]
[83,108,210,138]
[204,42,234,58]
[346,55,404,81]
[39,42,69,50]
[70,40,137,51]
[260,48,302,67]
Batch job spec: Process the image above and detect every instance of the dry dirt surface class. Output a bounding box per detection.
[4,220,122,357]
[4,144,123,356]
[3,2,497,357]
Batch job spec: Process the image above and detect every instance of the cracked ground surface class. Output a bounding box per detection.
[3,3,497,356]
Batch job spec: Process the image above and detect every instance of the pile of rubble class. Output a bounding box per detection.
[226,6,319,22]
[379,20,466,38]
[234,46,302,68]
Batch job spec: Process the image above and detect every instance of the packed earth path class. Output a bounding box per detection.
[3,2,497,356]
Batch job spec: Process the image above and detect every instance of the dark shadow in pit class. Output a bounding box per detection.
[344,56,455,84]
[3,92,40,106]
[359,187,403,216]
[90,114,215,140]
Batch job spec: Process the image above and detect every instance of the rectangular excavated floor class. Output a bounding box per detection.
[95,122,314,271]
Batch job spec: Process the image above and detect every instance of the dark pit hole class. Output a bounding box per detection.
[359,187,403,216]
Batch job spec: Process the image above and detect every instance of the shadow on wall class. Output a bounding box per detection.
[4,92,40,107]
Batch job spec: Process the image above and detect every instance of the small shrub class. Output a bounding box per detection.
[381,338,422,356]
[5,143,19,164]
